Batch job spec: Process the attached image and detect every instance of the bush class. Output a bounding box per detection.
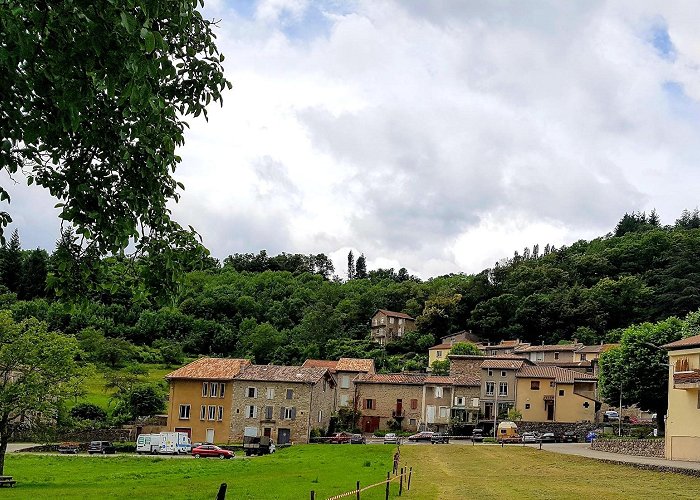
[483,437,497,443]
[70,403,106,422]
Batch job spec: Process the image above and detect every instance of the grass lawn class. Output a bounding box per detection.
[5,444,700,499]
[4,445,395,499]
[402,444,700,499]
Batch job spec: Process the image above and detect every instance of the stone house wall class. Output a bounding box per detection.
[591,438,665,458]
[355,382,423,431]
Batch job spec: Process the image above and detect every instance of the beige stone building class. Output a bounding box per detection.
[422,375,454,432]
[479,357,528,421]
[354,373,425,432]
[165,357,251,443]
[302,358,375,409]
[370,309,416,345]
[451,376,481,425]
[428,343,453,369]
[479,339,530,356]
[664,334,700,461]
[230,365,335,444]
[514,343,583,364]
[515,366,598,423]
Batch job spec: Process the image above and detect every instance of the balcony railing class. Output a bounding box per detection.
[673,370,700,389]
[392,409,405,419]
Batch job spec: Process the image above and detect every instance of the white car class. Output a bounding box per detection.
[604,410,620,421]
[383,433,398,444]
[521,432,538,443]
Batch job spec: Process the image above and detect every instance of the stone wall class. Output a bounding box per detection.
[13,427,133,443]
[517,421,597,439]
[591,438,665,458]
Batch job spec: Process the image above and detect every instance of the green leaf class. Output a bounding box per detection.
[144,31,155,53]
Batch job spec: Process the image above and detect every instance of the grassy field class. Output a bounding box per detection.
[66,364,175,412]
[5,444,700,499]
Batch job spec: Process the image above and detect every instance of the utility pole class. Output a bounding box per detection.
[493,384,498,439]
[619,381,623,437]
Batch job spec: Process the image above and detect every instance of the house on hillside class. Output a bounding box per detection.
[575,344,619,375]
[230,365,335,445]
[302,357,375,408]
[664,335,700,461]
[164,357,251,443]
[515,366,599,422]
[479,339,531,356]
[370,309,416,345]
[513,343,583,364]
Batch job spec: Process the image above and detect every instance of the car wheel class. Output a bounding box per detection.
[219,454,226,459]
[194,454,201,458]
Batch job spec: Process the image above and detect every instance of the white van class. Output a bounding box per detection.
[158,432,191,454]
[136,433,162,454]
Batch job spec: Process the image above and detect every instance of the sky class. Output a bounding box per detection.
[6,0,700,278]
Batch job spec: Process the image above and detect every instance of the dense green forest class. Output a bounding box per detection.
[4,210,700,374]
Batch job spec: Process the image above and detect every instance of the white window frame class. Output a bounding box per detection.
[217,406,224,421]
[399,318,404,325]
[436,351,442,358]
[200,405,206,421]
[318,410,323,423]
[339,394,349,407]
[210,382,219,398]
[179,404,191,420]
[485,382,494,396]
[454,396,465,406]
[284,407,293,420]
[266,387,275,400]
[501,371,506,377]
[202,383,209,397]
[219,383,225,398]
[247,387,258,398]
[536,352,544,362]
[340,375,350,389]
[246,405,258,419]
[389,317,395,324]
[499,382,508,396]
[439,406,449,418]
[487,369,493,376]
[208,405,216,421]
[434,386,443,398]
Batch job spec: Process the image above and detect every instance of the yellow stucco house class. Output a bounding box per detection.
[515,365,599,422]
[165,357,250,443]
[664,334,700,461]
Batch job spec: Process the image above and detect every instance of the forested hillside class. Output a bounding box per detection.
[4,210,700,372]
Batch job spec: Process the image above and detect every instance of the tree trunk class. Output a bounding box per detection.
[0,418,9,476]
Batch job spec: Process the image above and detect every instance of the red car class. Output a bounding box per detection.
[329,432,353,444]
[191,444,234,459]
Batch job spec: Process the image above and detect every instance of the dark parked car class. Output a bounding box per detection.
[87,441,116,455]
[561,431,578,443]
[408,431,434,442]
[585,431,597,443]
[243,436,276,456]
[471,429,484,442]
[540,433,557,443]
[350,434,366,444]
[191,444,234,459]
[430,433,450,444]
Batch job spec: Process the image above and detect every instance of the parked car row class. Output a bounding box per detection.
[520,431,579,443]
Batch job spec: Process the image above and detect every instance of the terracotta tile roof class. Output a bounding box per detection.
[516,365,598,383]
[354,373,427,385]
[673,370,700,384]
[539,361,592,368]
[576,344,619,354]
[452,375,481,387]
[165,358,251,381]
[481,359,525,370]
[424,376,454,384]
[234,365,329,384]
[336,358,375,373]
[664,335,700,350]
[302,359,339,371]
[375,309,415,320]
[429,343,453,350]
[517,343,583,352]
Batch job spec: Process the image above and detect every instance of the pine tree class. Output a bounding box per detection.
[347,250,355,280]
[19,249,49,299]
[355,253,367,279]
[0,230,22,292]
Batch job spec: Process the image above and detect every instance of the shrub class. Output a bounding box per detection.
[70,402,106,422]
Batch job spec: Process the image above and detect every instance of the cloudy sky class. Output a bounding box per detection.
[8,0,700,278]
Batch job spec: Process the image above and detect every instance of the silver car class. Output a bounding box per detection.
[383,433,398,444]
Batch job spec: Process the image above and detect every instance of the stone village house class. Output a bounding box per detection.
[370,309,416,345]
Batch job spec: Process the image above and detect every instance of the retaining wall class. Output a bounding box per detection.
[590,438,665,458]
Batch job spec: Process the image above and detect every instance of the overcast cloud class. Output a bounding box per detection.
[8,0,700,277]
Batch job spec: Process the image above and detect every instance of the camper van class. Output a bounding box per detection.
[159,432,192,454]
[496,421,520,443]
[136,433,162,454]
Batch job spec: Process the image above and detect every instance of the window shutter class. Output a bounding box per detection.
[291,407,296,420]
[280,407,285,419]
[362,399,366,410]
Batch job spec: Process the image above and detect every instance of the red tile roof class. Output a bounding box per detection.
[302,359,339,370]
[516,343,583,352]
[576,344,619,354]
[375,309,415,320]
[516,365,597,383]
[664,335,700,350]
[354,373,427,385]
[452,375,481,387]
[481,359,525,370]
[234,365,329,384]
[336,358,375,373]
[429,343,453,350]
[424,376,454,384]
[165,358,251,381]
